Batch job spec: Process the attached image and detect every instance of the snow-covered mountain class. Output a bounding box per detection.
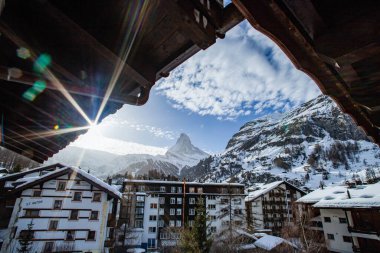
[47,133,208,178]
[181,95,380,189]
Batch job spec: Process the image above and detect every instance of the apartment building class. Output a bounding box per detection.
[119,180,246,251]
[245,181,305,235]
[0,165,121,253]
[313,182,380,253]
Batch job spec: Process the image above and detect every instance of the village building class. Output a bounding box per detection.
[0,164,121,253]
[245,181,305,235]
[119,179,246,251]
[312,182,380,253]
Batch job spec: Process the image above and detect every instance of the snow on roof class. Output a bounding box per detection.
[234,228,258,240]
[314,182,380,208]
[0,163,65,181]
[15,166,122,199]
[254,235,297,251]
[296,185,348,204]
[238,243,256,250]
[245,181,284,201]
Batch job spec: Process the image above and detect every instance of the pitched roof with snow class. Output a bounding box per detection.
[254,235,297,251]
[296,185,348,204]
[245,181,305,202]
[12,166,121,199]
[313,182,380,209]
[0,163,65,182]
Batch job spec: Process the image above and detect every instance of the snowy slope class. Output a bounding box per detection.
[47,133,208,178]
[181,95,380,189]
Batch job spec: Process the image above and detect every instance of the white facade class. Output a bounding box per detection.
[319,209,353,253]
[1,168,120,253]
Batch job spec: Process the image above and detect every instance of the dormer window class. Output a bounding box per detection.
[33,190,42,197]
[92,192,101,202]
[73,192,82,201]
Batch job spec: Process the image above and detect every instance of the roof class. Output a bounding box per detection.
[12,165,122,199]
[296,185,348,204]
[233,0,380,145]
[0,163,65,182]
[254,235,297,251]
[245,181,305,202]
[0,1,242,162]
[313,182,380,209]
[124,179,245,187]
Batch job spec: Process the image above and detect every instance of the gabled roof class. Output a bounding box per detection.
[0,163,65,182]
[11,166,121,199]
[245,181,305,202]
[254,235,297,251]
[296,185,348,204]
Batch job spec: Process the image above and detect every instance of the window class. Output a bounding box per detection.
[189,209,195,215]
[208,195,216,200]
[209,215,216,221]
[324,217,331,223]
[327,234,334,240]
[73,192,82,201]
[148,238,156,248]
[189,198,196,204]
[234,209,243,215]
[138,185,145,192]
[159,197,165,204]
[189,220,194,227]
[43,242,54,253]
[208,204,216,210]
[169,220,175,227]
[66,230,75,240]
[136,208,144,214]
[170,208,175,215]
[233,198,242,205]
[171,186,176,193]
[136,195,145,202]
[160,186,166,192]
[197,187,203,193]
[176,220,182,227]
[177,187,182,193]
[210,227,217,233]
[343,236,352,243]
[92,192,101,202]
[75,179,81,185]
[177,198,182,204]
[33,190,41,197]
[148,227,156,233]
[176,209,182,215]
[49,220,58,230]
[90,211,99,220]
[150,203,157,209]
[170,198,176,204]
[53,200,62,209]
[189,187,195,193]
[149,215,157,221]
[19,230,34,240]
[159,208,164,215]
[135,220,143,228]
[158,220,164,227]
[221,198,229,204]
[56,181,66,191]
[69,210,78,220]
[339,218,347,224]
[235,220,243,226]
[25,210,39,217]
[87,231,96,240]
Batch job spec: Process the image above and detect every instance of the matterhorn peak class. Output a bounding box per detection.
[166,133,208,157]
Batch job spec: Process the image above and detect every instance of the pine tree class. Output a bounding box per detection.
[180,197,212,253]
[17,220,34,253]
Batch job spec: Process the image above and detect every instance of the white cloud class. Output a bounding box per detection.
[71,127,167,156]
[156,21,321,120]
[97,118,176,140]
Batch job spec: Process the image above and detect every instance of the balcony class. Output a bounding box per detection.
[348,226,380,241]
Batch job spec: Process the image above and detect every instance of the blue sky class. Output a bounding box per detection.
[71,21,321,155]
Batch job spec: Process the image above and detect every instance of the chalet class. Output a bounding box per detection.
[0,165,121,253]
[119,180,246,251]
[245,181,305,235]
[313,182,380,253]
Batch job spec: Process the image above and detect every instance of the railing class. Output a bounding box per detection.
[348,226,380,235]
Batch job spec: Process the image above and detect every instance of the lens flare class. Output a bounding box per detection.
[16,47,31,59]
[33,53,52,74]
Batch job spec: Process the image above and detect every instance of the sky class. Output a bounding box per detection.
[71,20,321,155]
